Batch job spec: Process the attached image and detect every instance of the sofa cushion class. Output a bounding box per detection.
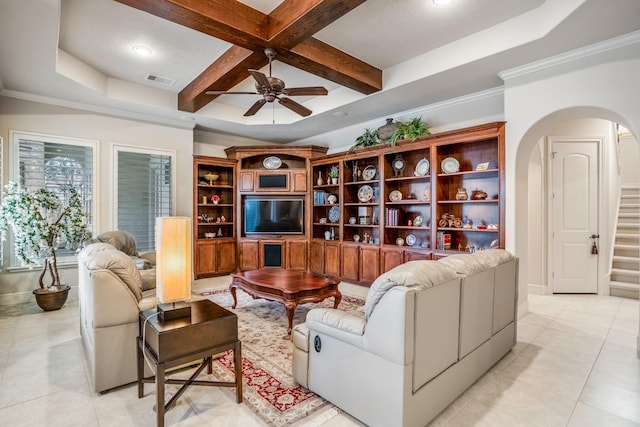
[364,260,458,319]
[139,269,156,291]
[78,242,143,301]
[96,231,139,257]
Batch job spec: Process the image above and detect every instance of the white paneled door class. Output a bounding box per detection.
[550,138,600,293]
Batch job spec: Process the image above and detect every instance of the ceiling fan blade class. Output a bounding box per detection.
[278,97,312,117]
[206,91,258,95]
[248,69,271,91]
[244,98,267,116]
[282,86,328,96]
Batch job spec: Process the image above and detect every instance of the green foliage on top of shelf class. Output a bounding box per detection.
[351,128,380,151]
[389,117,431,146]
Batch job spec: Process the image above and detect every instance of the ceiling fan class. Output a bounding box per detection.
[206,48,328,117]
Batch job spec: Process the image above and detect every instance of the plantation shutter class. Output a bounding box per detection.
[16,137,94,259]
[117,151,172,252]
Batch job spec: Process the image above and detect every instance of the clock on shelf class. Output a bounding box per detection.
[392,154,405,177]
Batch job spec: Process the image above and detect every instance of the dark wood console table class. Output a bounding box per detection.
[137,299,242,427]
[230,269,341,334]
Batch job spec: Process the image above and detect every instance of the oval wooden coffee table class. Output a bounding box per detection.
[230,269,341,335]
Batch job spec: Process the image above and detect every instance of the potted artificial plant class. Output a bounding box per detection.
[351,128,380,151]
[0,182,90,311]
[389,117,431,146]
[328,165,339,184]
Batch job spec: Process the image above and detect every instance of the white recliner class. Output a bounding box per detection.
[292,249,518,427]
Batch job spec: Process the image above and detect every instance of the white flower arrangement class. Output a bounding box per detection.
[0,182,90,290]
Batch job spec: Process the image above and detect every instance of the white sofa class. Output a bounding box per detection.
[77,231,158,393]
[292,249,518,427]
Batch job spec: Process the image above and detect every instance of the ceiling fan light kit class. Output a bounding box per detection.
[206,48,328,117]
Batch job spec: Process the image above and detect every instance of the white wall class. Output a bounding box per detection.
[504,41,640,350]
[0,97,194,305]
[618,134,640,186]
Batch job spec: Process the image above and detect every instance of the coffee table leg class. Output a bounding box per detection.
[333,291,342,309]
[229,283,238,309]
[234,341,243,403]
[285,303,296,335]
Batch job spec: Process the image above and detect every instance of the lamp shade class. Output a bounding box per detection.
[156,216,192,304]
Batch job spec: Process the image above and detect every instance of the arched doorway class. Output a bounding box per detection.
[512,108,638,304]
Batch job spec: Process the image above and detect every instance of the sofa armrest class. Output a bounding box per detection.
[306,308,365,335]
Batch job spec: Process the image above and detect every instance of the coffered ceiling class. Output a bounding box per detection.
[1,0,640,143]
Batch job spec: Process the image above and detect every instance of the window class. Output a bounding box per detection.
[115,147,174,252]
[9,131,96,266]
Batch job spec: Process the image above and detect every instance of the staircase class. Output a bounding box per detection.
[610,186,640,299]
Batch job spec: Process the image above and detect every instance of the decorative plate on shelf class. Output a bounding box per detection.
[406,234,417,246]
[263,156,282,169]
[441,157,460,174]
[414,158,430,176]
[328,206,340,223]
[413,215,423,227]
[396,237,405,246]
[362,164,377,181]
[357,185,374,202]
[389,190,403,202]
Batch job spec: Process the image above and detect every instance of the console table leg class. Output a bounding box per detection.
[156,363,165,427]
[137,337,144,398]
[234,341,243,403]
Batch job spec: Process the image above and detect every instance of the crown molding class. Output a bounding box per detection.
[499,29,640,81]
[0,89,196,131]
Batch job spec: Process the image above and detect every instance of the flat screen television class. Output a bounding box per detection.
[244,197,304,235]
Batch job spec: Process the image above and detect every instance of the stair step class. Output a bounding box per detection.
[609,281,639,300]
[613,255,640,262]
[611,268,640,277]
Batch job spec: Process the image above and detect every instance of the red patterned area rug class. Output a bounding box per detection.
[198,288,365,426]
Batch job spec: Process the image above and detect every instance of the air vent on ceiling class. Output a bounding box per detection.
[145,74,176,86]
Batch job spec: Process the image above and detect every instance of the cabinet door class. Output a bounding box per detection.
[310,241,324,274]
[381,247,403,273]
[325,242,340,277]
[217,240,236,274]
[239,240,259,271]
[195,240,216,276]
[292,170,307,192]
[287,240,307,270]
[404,250,430,262]
[239,171,254,192]
[340,244,359,282]
[359,246,380,284]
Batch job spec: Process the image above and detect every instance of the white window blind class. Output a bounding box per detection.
[117,150,173,251]
[11,132,95,265]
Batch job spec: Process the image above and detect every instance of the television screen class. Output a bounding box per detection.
[244,198,304,234]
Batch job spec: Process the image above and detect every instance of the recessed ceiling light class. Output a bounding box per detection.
[333,111,348,117]
[132,45,152,56]
[433,0,452,4]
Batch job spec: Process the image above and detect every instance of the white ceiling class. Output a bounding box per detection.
[1,0,640,143]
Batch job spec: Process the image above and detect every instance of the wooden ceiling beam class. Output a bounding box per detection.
[114,0,268,50]
[282,38,381,95]
[267,0,366,47]
[116,0,382,113]
[178,46,268,112]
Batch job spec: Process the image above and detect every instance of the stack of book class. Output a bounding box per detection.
[313,190,327,205]
[385,208,399,226]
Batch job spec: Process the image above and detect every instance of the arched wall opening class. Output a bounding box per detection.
[514,107,636,300]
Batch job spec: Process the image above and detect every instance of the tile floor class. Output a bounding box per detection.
[0,277,638,427]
